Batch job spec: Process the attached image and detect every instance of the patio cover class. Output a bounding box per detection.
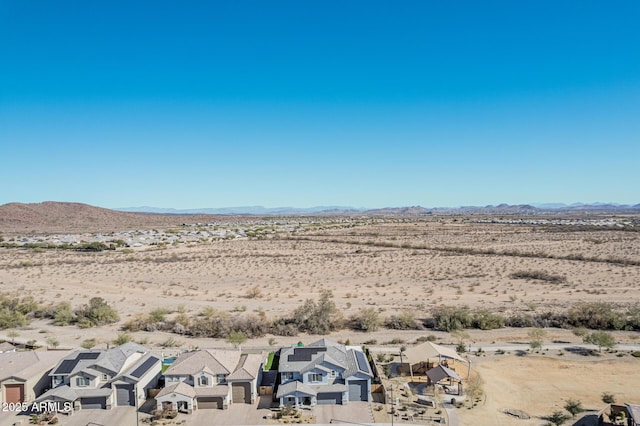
[403,341,468,366]
[426,365,462,383]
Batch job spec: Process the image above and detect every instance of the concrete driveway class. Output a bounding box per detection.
[313,401,374,425]
[31,406,145,426]
[174,396,272,425]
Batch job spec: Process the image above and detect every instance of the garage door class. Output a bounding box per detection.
[5,384,24,403]
[316,392,342,405]
[348,380,368,401]
[197,397,222,409]
[80,397,106,409]
[116,385,133,406]
[232,382,251,403]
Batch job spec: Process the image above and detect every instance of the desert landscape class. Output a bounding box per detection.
[1,203,640,424]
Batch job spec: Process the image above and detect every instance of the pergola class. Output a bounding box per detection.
[401,341,470,381]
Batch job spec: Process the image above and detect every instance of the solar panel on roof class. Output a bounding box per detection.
[130,357,158,378]
[77,352,100,360]
[355,351,369,373]
[53,359,77,375]
[288,347,325,362]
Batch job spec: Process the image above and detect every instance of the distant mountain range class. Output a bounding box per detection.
[2,201,639,234]
[116,202,640,215]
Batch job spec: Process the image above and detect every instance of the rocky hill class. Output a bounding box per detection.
[0,202,222,234]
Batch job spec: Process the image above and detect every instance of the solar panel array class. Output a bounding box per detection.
[355,351,369,373]
[53,359,78,375]
[130,357,158,378]
[77,352,100,360]
[287,347,325,362]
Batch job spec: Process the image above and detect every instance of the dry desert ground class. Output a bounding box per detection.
[1,216,640,424]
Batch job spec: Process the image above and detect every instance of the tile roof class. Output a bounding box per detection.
[276,380,317,398]
[165,349,241,376]
[156,382,196,399]
[227,353,263,381]
[1,350,71,382]
[194,386,230,397]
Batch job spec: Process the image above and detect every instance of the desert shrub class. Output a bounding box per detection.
[385,311,419,330]
[270,317,299,336]
[415,335,437,343]
[0,294,38,329]
[431,306,472,331]
[544,410,570,426]
[113,333,132,345]
[351,308,382,332]
[229,314,270,338]
[149,307,170,322]
[122,314,148,332]
[0,307,27,329]
[564,399,583,418]
[289,290,344,334]
[601,392,616,404]
[509,270,566,284]
[472,310,504,330]
[74,297,119,327]
[81,338,97,349]
[504,313,536,328]
[567,302,626,330]
[53,302,75,326]
[187,315,232,338]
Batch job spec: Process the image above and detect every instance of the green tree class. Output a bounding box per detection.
[583,331,616,353]
[528,327,547,350]
[46,337,59,349]
[226,331,247,350]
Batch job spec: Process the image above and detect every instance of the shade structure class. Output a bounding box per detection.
[426,365,462,384]
[402,341,468,366]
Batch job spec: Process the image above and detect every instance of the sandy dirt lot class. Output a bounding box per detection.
[458,355,640,425]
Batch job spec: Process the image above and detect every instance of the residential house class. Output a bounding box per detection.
[156,349,263,413]
[276,338,373,407]
[0,350,71,405]
[35,342,161,412]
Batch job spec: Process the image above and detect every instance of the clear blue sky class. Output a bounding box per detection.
[1,1,638,208]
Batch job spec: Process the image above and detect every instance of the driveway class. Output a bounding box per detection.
[177,396,272,425]
[36,406,143,426]
[313,401,374,425]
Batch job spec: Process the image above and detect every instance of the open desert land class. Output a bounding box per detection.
[2,213,640,424]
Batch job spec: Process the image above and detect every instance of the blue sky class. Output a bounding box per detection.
[1,1,638,208]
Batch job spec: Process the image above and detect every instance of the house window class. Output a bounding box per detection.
[199,375,208,386]
[329,370,337,378]
[102,373,109,381]
[76,377,89,387]
[217,374,226,384]
[309,373,322,383]
[282,372,293,381]
[53,376,64,386]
